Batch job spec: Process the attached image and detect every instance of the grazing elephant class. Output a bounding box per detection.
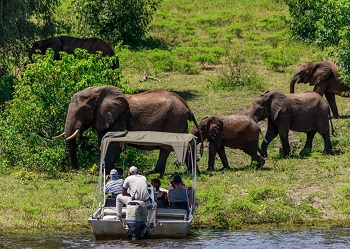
[250,89,333,157]
[191,115,265,171]
[56,85,201,175]
[29,36,119,69]
[290,60,349,118]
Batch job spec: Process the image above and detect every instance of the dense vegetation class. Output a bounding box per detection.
[2,0,350,231]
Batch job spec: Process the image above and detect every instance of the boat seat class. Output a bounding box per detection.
[102,207,126,217]
[156,208,188,220]
[168,188,190,215]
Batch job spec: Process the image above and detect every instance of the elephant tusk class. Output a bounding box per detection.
[52,132,65,139]
[66,129,80,141]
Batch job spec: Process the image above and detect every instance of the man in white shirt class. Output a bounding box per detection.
[116,166,156,227]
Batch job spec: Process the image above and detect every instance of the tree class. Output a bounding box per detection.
[0,0,59,108]
[285,0,350,85]
[73,0,162,45]
[0,50,130,173]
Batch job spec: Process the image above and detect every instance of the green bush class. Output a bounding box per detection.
[74,0,162,45]
[0,49,130,174]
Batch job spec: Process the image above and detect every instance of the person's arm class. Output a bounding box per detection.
[122,187,130,196]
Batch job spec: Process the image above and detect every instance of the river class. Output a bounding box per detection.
[1,228,350,249]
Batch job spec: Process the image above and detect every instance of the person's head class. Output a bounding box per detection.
[109,169,119,180]
[129,166,138,175]
[172,175,183,187]
[151,178,161,190]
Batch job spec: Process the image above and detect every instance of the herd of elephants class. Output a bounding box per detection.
[32,36,349,175]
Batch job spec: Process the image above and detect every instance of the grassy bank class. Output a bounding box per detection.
[2,0,350,232]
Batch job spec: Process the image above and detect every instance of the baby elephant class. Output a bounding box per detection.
[250,89,333,157]
[191,115,265,171]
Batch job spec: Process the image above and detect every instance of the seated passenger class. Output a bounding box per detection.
[151,178,169,208]
[168,175,191,213]
[104,168,124,207]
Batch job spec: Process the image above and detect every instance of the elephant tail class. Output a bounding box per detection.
[328,111,337,137]
[189,112,204,157]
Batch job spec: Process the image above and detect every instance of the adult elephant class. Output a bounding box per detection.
[250,89,333,158]
[290,60,349,119]
[56,85,202,175]
[29,36,119,69]
[191,115,265,171]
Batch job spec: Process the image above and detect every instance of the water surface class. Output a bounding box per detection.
[2,228,350,249]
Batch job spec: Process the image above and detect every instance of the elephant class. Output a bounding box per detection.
[250,89,333,158]
[290,60,349,119]
[191,115,265,171]
[55,85,202,175]
[29,36,119,69]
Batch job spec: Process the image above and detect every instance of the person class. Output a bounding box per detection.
[168,175,195,212]
[151,178,168,208]
[104,168,124,207]
[105,168,124,195]
[116,166,156,227]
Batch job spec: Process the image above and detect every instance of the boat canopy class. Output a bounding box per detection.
[100,131,197,165]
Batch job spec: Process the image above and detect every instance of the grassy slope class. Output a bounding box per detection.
[2,0,350,231]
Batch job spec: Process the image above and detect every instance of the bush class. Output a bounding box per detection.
[73,0,162,45]
[0,49,130,174]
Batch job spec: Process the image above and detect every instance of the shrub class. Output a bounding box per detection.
[74,0,162,45]
[0,49,130,173]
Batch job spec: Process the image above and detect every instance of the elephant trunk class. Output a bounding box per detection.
[64,115,81,170]
[65,136,79,170]
[289,74,300,93]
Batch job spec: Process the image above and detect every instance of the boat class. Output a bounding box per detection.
[88,130,197,240]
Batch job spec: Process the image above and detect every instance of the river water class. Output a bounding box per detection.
[2,228,350,249]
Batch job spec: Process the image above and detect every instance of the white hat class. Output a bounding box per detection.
[129,166,138,174]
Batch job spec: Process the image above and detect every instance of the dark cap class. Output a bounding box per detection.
[173,175,182,184]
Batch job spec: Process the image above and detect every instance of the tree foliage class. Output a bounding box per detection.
[73,0,163,45]
[0,0,59,74]
[285,0,350,85]
[0,50,130,174]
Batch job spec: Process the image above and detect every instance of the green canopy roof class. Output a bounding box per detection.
[100,131,197,164]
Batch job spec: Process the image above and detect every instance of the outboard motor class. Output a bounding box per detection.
[126,200,148,240]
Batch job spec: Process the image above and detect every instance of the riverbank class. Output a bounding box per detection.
[2,159,350,233]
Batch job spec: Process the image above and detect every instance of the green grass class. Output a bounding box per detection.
[2,0,350,231]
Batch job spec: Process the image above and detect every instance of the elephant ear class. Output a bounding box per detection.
[94,86,129,131]
[206,117,223,142]
[270,90,286,121]
[310,62,333,86]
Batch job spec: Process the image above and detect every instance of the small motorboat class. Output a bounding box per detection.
[88,131,197,240]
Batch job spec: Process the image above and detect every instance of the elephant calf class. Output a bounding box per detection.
[191,115,265,171]
[250,89,333,157]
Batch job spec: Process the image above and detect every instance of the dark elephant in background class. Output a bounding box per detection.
[250,89,333,158]
[55,85,201,175]
[29,36,119,69]
[290,60,349,118]
[191,115,265,171]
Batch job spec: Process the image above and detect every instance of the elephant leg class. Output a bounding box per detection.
[244,143,265,168]
[261,125,279,158]
[217,145,230,169]
[104,142,122,172]
[304,131,316,151]
[321,132,332,154]
[185,143,200,175]
[278,133,290,157]
[153,148,171,175]
[208,142,219,171]
[325,92,339,118]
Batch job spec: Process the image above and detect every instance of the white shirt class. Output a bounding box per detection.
[123,173,150,201]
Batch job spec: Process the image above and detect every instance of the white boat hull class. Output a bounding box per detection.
[89,207,192,240]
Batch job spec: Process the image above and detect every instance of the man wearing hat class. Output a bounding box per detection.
[116,166,156,227]
[105,168,124,196]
